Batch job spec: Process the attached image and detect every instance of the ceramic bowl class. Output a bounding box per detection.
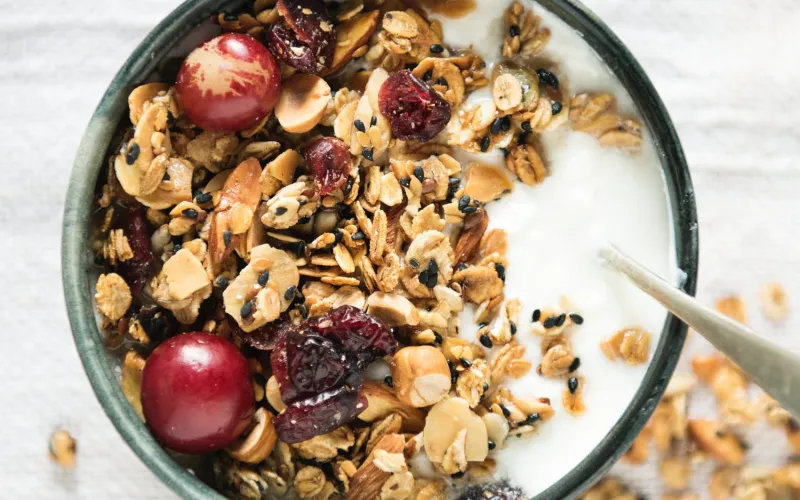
[62,0,698,497]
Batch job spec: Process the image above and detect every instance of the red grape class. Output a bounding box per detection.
[175,33,281,132]
[140,333,254,454]
[378,69,451,141]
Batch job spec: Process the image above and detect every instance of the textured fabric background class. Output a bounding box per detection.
[2,0,799,498]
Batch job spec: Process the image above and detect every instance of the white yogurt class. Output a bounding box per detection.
[432,1,676,496]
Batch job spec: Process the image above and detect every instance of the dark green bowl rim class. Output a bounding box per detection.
[62,0,698,498]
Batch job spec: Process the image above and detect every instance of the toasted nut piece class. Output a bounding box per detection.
[161,248,211,301]
[366,292,420,326]
[464,163,514,203]
[275,74,332,133]
[453,208,488,269]
[391,346,451,408]
[128,82,169,125]
[227,408,278,464]
[423,397,488,464]
[260,149,302,198]
[49,430,77,468]
[325,10,381,75]
[347,434,405,500]
[482,412,509,448]
[121,351,146,420]
[687,420,746,465]
[266,375,286,412]
[359,381,426,432]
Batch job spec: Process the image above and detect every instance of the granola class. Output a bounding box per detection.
[89,0,664,497]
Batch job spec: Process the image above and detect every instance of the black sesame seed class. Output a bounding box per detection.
[195,192,212,204]
[552,101,563,115]
[458,194,471,211]
[344,177,354,194]
[434,332,443,344]
[568,357,581,373]
[509,25,521,37]
[275,207,289,216]
[400,176,411,187]
[333,229,344,244]
[298,304,309,319]
[430,43,444,54]
[370,115,377,127]
[354,119,366,132]
[479,333,493,348]
[386,12,393,18]
[223,13,239,21]
[436,77,448,87]
[413,166,425,182]
[536,68,559,89]
[532,309,541,322]
[284,285,296,301]
[258,271,270,287]
[488,440,496,450]
[510,322,517,335]
[240,302,253,318]
[352,231,365,241]
[125,142,140,165]
[495,263,506,281]
[362,147,374,161]
[409,258,419,268]
[568,377,579,394]
[521,121,532,133]
[569,313,584,325]
[460,358,472,368]
[500,116,512,131]
[458,263,468,271]
[173,241,182,252]
[182,208,198,219]
[490,118,503,135]
[483,382,489,392]
[223,230,232,247]
[554,313,567,327]
[216,277,229,288]
[162,171,171,181]
[448,177,461,186]
[422,69,433,81]
[418,269,429,285]
[542,316,557,329]
[451,472,465,479]
[426,272,437,289]
[480,136,491,152]
[384,375,393,388]
[525,413,540,424]
[462,205,477,214]
[427,258,438,275]
[292,241,306,256]
[500,404,511,418]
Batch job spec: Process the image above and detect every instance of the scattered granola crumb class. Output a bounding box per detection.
[49,429,77,468]
[760,282,789,322]
[715,295,748,324]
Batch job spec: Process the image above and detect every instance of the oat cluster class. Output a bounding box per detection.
[90,0,652,498]
[586,289,797,500]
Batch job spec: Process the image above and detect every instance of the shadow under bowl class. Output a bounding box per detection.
[62,0,698,498]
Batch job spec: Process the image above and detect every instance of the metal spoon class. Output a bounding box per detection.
[599,244,800,418]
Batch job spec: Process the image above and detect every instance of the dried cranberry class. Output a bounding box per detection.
[233,313,294,350]
[115,206,155,296]
[270,341,298,403]
[265,24,318,74]
[286,331,349,394]
[307,305,397,366]
[378,70,451,141]
[305,137,351,196]
[273,377,365,444]
[267,0,335,74]
[131,306,178,343]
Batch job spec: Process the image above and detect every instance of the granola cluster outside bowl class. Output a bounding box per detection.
[61,0,698,498]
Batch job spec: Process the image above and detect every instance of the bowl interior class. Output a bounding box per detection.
[62,0,698,498]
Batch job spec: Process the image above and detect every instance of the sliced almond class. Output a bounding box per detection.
[423,397,488,463]
[162,249,211,301]
[324,10,381,75]
[227,408,278,464]
[453,207,488,268]
[347,434,405,500]
[358,381,426,432]
[464,163,514,203]
[266,375,286,412]
[121,351,146,420]
[275,74,331,133]
[366,292,419,326]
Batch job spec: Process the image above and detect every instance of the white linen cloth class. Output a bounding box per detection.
[2,0,799,497]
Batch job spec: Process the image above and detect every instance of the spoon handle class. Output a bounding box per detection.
[600,245,800,418]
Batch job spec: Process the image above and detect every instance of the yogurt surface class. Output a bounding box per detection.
[432,1,676,496]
